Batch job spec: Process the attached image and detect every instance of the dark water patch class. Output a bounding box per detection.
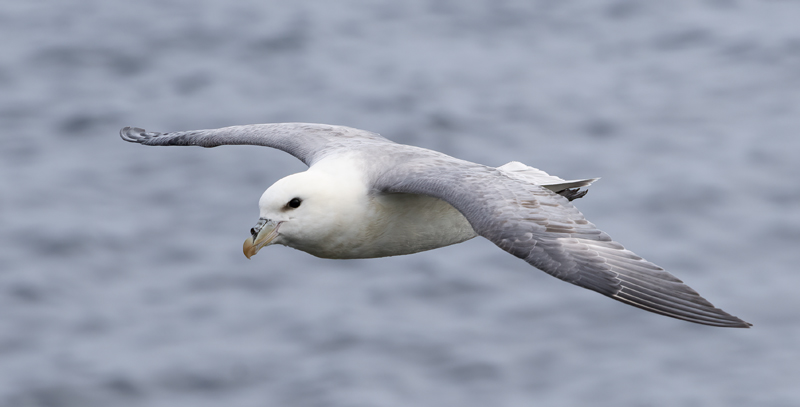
[372,338,454,368]
[719,39,764,62]
[160,371,232,393]
[362,93,419,114]
[764,185,800,206]
[71,315,110,335]
[30,45,147,77]
[158,364,256,395]
[652,28,712,52]
[782,37,800,58]
[173,72,212,96]
[152,246,202,265]
[427,0,459,16]
[1,140,40,164]
[4,385,96,407]
[518,352,563,391]
[605,1,643,20]
[18,231,91,259]
[443,360,501,384]
[182,303,218,322]
[277,370,353,407]
[247,16,310,55]
[428,112,459,132]
[7,283,47,303]
[311,332,361,355]
[188,273,281,295]
[0,105,39,157]
[145,189,180,206]
[58,113,117,136]
[101,376,144,399]
[0,336,37,355]
[583,118,618,138]
[0,66,11,88]
[407,275,491,303]
[705,0,739,9]
[484,2,534,29]
[759,224,800,246]
[642,184,727,215]
[718,37,800,67]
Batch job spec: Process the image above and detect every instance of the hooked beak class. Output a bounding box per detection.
[243,219,281,259]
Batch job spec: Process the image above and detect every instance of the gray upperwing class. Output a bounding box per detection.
[120,123,393,166]
[376,159,751,328]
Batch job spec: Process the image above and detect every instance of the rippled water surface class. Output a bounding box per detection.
[2,1,799,406]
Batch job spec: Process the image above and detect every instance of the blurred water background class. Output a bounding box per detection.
[1,1,799,406]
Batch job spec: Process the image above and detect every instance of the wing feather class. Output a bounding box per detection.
[376,158,751,328]
[120,123,391,166]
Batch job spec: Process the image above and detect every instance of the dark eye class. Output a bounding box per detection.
[287,197,302,209]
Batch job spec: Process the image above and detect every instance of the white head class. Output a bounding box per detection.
[242,169,368,259]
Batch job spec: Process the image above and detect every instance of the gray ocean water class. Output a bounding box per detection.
[2,1,799,406]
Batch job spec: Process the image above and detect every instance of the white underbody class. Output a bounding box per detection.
[351,192,478,259]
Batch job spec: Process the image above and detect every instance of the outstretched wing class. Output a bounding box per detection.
[120,123,392,166]
[376,157,751,328]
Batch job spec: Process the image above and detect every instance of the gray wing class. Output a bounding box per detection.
[376,158,751,328]
[120,123,392,166]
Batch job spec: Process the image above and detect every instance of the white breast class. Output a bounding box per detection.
[351,192,477,258]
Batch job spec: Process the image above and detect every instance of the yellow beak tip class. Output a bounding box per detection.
[243,239,258,259]
[242,220,280,260]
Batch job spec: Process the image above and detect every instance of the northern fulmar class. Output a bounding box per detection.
[121,123,750,328]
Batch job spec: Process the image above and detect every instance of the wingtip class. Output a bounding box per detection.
[711,315,752,328]
[733,319,753,329]
[120,126,149,143]
[610,288,753,328]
